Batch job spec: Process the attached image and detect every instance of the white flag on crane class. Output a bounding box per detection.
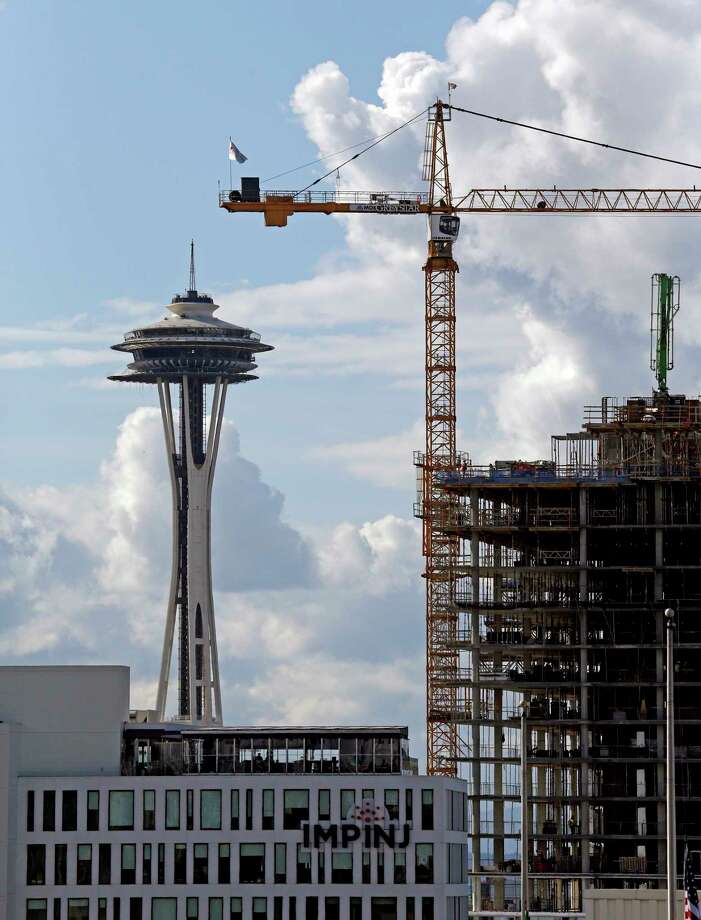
[228,138,247,164]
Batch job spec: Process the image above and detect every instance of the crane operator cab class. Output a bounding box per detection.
[428,213,460,254]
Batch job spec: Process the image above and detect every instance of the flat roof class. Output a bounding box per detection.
[124,723,409,737]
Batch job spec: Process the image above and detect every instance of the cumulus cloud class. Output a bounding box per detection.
[222,0,701,465]
[0,407,426,751]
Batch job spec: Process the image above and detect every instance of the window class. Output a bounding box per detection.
[187,899,199,920]
[194,844,209,884]
[230,899,242,920]
[109,790,135,830]
[370,901,396,920]
[174,844,187,884]
[420,790,433,831]
[274,898,283,920]
[305,899,317,920]
[362,851,371,884]
[158,843,165,885]
[421,899,433,920]
[143,790,156,831]
[377,850,384,884]
[54,844,67,885]
[393,851,406,884]
[187,789,194,831]
[218,843,230,884]
[274,843,286,883]
[296,843,312,883]
[325,900,339,920]
[362,789,374,801]
[288,900,296,920]
[99,901,107,920]
[350,899,362,920]
[318,789,330,822]
[447,844,468,884]
[77,844,92,885]
[262,789,274,830]
[384,790,399,822]
[114,899,121,920]
[143,843,152,885]
[318,850,325,884]
[27,790,35,832]
[121,843,136,884]
[97,843,110,885]
[240,843,266,883]
[405,790,413,824]
[415,845,433,884]
[331,851,353,884]
[230,790,240,830]
[252,899,266,920]
[166,790,181,830]
[27,844,45,885]
[43,791,55,832]
[406,899,414,920]
[209,900,223,920]
[62,791,77,832]
[340,789,355,819]
[246,789,253,831]
[54,900,61,920]
[284,790,309,829]
[68,902,89,920]
[87,791,99,831]
[152,899,177,920]
[201,790,222,830]
[27,900,47,920]
[130,899,143,920]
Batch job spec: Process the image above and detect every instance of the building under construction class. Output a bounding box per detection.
[416,274,701,916]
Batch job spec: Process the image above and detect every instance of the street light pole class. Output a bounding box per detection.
[520,700,529,920]
[665,607,676,920]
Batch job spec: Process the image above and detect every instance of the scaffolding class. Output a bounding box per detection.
[416,391,701,915]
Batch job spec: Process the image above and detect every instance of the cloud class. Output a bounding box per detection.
[311,422,423,489]
[0,348,120,368]
[273,0,701,458]
[0,407,426,754]
[488,305,596,459]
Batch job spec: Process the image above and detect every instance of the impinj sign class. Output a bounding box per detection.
[302,798,411,849]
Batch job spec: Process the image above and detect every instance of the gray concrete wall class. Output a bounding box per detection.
[0,665,129,776]
[584,888,684,920]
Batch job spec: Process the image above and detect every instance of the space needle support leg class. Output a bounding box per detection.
[200,377,227,723]
[205,378,227,723]
[156,379,179,720]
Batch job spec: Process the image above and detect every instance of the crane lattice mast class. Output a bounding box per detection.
[421,101,461,774]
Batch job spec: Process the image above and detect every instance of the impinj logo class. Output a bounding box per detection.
[302,798,411,849]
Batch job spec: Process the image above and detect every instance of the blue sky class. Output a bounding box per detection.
[0,0,485,520]
[2,0,701,740]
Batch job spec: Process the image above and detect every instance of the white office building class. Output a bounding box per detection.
[0,666,469,920]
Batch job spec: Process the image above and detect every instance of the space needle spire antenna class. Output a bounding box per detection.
[109,244,273,724]
[189,239,197,295]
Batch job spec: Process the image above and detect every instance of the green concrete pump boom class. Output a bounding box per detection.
[650,273,680,393]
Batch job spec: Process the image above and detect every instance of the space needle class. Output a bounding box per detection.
[110,244,273,724]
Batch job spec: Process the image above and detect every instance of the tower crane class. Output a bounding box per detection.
[220,99,701,776]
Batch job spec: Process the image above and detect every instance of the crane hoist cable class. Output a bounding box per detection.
[262,102,701,200]
[293,108,428,197]
[448,104,701,171]
[264,129,420,183]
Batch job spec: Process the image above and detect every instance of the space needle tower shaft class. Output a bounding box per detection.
[110,244,273,724]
